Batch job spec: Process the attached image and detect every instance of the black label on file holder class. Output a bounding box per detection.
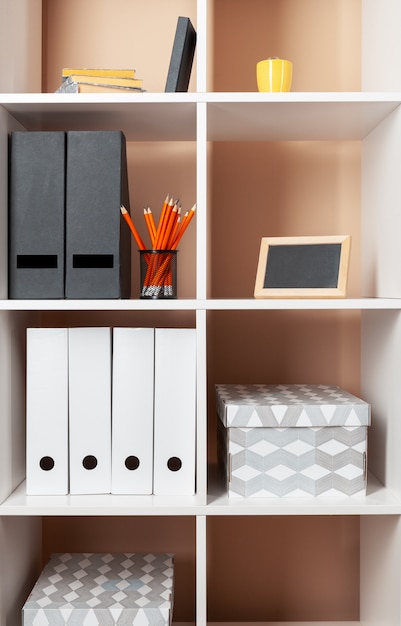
[73,254,114,269]
[17,255,58,269]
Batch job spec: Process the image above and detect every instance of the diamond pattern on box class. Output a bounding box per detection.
[216,384,370,498]
[23,553,174,626]
[216,383,370,428]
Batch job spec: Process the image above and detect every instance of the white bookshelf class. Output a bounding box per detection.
[1,1,401,625]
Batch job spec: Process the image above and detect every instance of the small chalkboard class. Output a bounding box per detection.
[254,235,351,298]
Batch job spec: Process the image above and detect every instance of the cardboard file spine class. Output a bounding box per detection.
[8,131,66,299]
[112,327,155,494]
[68,327,112,494]
[26,328,69,495]
[153,328,196,495]
[65,131,131,299]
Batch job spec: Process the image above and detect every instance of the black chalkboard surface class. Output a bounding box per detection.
[254,236,351,298]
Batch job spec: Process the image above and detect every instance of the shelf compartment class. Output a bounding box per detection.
[39,515,196,623]
[206,515,360,622]
[0,95,198,141]
[206,94,401,141]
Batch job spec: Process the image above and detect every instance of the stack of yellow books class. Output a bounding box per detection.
[55,68,145,93]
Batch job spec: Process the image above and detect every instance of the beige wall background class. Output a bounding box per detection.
[42,0,197,94]
[42,0,362,621]
[211,0,360,93]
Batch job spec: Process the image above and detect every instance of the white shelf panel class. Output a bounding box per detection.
[206,93,401,141]
[0,481,206,516]
[141,623,360,626]
[0,299,200,311]
[2,93,400,142]
[207,471,401,515]
[0,94,198,141]
[1,298,400,312]
[203,298,401,310]
[2,474,400,517]
[207,623,360,626]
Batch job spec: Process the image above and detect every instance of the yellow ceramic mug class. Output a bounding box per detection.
[256,57,293,92]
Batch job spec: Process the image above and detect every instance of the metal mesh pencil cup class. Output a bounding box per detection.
[139,250,177,299]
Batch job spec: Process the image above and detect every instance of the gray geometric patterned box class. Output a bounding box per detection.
[216,383,371,498]
[22,552,174,626]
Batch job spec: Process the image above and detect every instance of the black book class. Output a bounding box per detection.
[8,131,66,299]
[65,131,131,299]
[165,16,197,92]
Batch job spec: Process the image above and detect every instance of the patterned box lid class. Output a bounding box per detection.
[215,383,371,428]
[23,552,174,626]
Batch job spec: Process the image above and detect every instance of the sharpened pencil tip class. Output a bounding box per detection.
[120,205,127,214]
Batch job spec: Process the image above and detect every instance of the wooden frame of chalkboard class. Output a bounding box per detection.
[254,235,351,298]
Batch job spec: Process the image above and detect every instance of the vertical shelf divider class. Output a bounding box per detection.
[196,101,208,301]
[196,308,207,504]
[196,0,207,94]
[196,515,207,626]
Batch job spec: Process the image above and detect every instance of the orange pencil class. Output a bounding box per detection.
[168,211,181,249]
[149,195,172,287]
[166,206,181,286]
[154,197,174,250]
[176,210,189,238]
[120,205,146,250]
[156,194,169,229]
[154,195,170,245]
[172,204,196,249]
[153,209,181,288]
[143,208,156,247]
[161,204,178,250]
[148,197,174,292]
[144,195,170,288]
[147,208,157,242]
[143,208,151,243]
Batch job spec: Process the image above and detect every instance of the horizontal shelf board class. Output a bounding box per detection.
[0,298,200,311]
[1,94,197,141]
[206,93,401,140]
[204,298,401,310]
[207,623,360,626]
[0,481,206,516]
[2,475,400,516]
[207,471,401,515]
[1,92,400,142]
[0,298,400,312]
[206,623,360,626]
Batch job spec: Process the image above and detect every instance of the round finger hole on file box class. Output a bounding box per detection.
[167,456,182,472]
[39,456,55,471]
[125,455,140,470]
[82,455,98,470]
